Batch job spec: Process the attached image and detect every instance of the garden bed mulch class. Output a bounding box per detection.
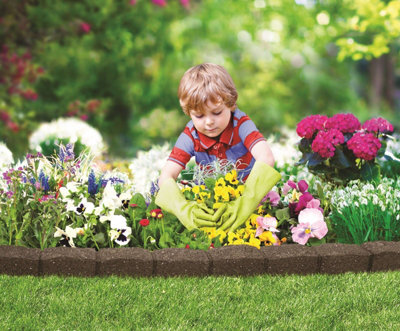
[1,241,400,277]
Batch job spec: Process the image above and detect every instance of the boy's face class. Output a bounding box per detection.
[189,101,232,138]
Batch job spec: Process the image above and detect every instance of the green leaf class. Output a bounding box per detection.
[204,178,216,191]
[360,162,380,183]
[94,232,106,245]
[131,193,147,209]
[275,207,290,222]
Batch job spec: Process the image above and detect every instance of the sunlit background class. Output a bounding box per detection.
[1,0,399,159]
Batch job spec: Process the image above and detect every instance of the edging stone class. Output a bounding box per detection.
[153,248,209,277]
[261,245,318,275]
[361,241,400,272]
[2,242,400,277]
[313,243,371,274]
[41,247,96,276]
[0,245,41,276]
[207,245,265,276]
[97,247,153,277]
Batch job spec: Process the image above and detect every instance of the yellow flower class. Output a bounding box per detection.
[215,229,227,243]
[290,189,301,203]
[214,186,230,202]
[248,213,259,227]
[225,170,239,185]
[257,205,264,215]
[235,185,244,196]
[230,238,245,245]
[216,177,226,187]
[201,227,217,239]
[200,191,211,200]
[228,232,239,244]
[248,236,261,249]
[258,230,279,245]
[181,187,191,193]
[192,186,201,194]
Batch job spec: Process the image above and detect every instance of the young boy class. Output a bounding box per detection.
[158,63,275,187]
[156,63,280,232]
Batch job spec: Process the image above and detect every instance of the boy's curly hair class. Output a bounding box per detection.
[178,63,238,115]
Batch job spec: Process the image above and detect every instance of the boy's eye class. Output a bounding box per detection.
[213,111,222,116]
[194,114,203,119]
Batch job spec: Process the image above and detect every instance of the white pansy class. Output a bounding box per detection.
[109,214,128,229]
[29,117,105,157]
[0,142,13,171]
[98,182,122,211]
[59,181,79,199]
[54,226,77,247]
[129,143,171,195]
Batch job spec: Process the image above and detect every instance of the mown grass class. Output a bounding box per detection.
[1,272,400,330]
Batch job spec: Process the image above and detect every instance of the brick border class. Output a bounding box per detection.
[1,242,400,277]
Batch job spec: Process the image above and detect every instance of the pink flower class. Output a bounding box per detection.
[291,208,328,245]
[282,180,309,195]
[80,114,88,121]
[296,115,328,139]
[347,132,381,161]
[180,0,190,8]
[362,117,393,134]
[260,191,280,206]
[325,113,361,133]
[311,129,344,159]
[295,192,314,213]
[255,216,279,237]
[80,22,91,33]
[152,0,167,6]
[129,0,137,5]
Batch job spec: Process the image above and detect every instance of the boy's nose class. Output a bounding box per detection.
[205,117,214,126]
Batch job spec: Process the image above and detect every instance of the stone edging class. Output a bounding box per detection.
[1,241,400,277]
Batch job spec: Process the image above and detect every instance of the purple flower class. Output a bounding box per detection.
[282,180,309,195]
[6,191,14,198]
[291,208,328,245]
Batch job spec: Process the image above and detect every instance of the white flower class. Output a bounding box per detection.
[0,142,13,171]
[66,197,94,216]
[54,226,77,247]
[98,182,122,211]
[29,117,105,157]
[129,143,171,195]
[59,182,79,199]
[107,215,131,246]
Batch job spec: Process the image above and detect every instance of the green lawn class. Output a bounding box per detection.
[1,272,400,330]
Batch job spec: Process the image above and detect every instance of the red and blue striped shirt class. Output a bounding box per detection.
[168,108,266,179]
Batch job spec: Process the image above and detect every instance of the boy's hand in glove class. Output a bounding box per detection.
[217,161,281,232]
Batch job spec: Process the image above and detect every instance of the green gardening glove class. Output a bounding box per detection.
[155,178,227,230]
[218,161,281,232]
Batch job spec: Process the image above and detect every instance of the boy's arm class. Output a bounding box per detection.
[250,140,275,167]
[158,160,184,188]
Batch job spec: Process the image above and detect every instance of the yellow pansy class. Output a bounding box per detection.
[214,186,230,202]
[235,185,244,196]
[192,186,201,194]
[216,177,226,187]
[230,238,245,245]
[181,187,191,193]
[257,205,264,215]
[248,236,261,249]
[248,213,259,227]
[225,170,239,185]
[200,191,211,200]
[215,229,227,243]
[201,227,216,239]
[228,232,239,244]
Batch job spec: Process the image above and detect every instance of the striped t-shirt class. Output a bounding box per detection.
[168,108,266,179]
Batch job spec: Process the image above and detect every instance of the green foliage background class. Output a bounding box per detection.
[1,0,399,158]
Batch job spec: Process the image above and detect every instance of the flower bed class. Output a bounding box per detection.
[0,113,399,277]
